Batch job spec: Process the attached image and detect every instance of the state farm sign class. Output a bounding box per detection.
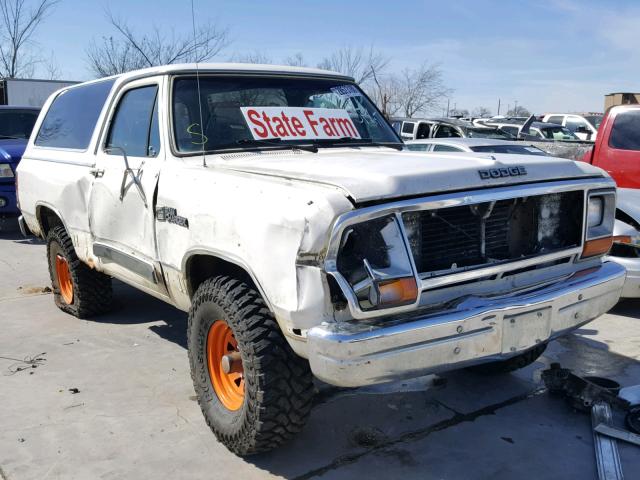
[240,107,361,141]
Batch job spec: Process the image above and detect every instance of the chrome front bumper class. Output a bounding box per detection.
[609,256,640,298]
[307,261,626,387]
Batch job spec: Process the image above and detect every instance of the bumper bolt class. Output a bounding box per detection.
[456,326,463,333]
[453,347,461,354]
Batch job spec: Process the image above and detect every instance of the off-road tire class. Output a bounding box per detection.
[188,276,314,455]
[46,225,113,318]
[468,343,547,374]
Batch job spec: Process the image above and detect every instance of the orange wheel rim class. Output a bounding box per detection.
[55,255,73,304]
[206,320,244,411]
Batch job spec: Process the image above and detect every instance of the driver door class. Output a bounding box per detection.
[88,77,167,295]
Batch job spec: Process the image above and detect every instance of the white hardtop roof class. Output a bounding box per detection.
[406,138,521,147]
[67,63,352,90]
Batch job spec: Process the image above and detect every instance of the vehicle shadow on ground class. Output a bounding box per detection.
[95,280,188,348]
[610,298,640,320]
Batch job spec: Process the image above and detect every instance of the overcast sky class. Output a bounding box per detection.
[32,0,639,115]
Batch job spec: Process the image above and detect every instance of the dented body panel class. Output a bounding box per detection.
[16,64,624,385]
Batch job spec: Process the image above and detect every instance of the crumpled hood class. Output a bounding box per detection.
[216,148,607,203]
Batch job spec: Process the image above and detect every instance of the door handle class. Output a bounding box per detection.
[89,168,104,178]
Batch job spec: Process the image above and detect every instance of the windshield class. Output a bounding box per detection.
[539,126,577,140]
[172,76,400,153]
[584,115,603,130]
[466,127,515,139]
[470,144,547,156]
[0,109,39,139]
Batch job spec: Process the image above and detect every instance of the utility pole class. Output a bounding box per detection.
[446,98,450,117]
[514,100,518,116]
[497,98,501,116]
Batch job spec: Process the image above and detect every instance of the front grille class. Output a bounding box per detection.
[402,191,584,275]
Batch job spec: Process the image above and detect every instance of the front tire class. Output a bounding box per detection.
[188,276,314,455]
[46,225,112,318]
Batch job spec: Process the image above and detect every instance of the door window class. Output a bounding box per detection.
[405,144,429,151]
[434,125,461,138]
[565,117,589,133]
[609,110,640,151]
[106,85,160,158]
[416,122,431,139]
[500,126,519,136]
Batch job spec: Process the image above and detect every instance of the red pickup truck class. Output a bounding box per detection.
[581,104,640,298]
[582,105,640,189]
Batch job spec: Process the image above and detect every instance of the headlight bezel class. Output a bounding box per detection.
[327,212,421,318]
[585,190,615,240]
[582,189,616,258]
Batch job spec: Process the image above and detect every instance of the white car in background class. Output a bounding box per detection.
[405,138,549,156]
[542,113,603,141]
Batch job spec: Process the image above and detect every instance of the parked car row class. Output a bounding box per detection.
[1,62,637,456]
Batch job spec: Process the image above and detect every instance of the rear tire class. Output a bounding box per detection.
[468,343,547,374]
[46,225,112,318]
[188,276,314,455]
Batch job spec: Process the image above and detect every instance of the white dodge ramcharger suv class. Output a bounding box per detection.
[16,64,625,455]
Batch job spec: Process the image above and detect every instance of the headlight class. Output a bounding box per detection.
[336,215,418,311]
[583,190,616,258]
[0,163,13,178]
[587,197,603,228]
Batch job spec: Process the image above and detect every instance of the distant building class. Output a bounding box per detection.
[605,92,640,111]
[0,78,79,107]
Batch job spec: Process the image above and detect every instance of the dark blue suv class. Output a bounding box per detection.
[0,106,40,229]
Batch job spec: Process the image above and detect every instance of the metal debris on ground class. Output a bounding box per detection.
[0,352,47,376]
[594,424,640,448]
[541,363,629,412]
[591,401,624,480]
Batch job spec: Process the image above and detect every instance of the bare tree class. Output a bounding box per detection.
[284,52,306,67]
[317,46,388,84]
[0,0,58,78]
[86,12,229,77]
[450,108,469,117]
[507,105,531,116]
[43,50,60,79]
[472,106,492,118]
[368,66,401,119]
[230,50,272,64]
[396,62,451,118]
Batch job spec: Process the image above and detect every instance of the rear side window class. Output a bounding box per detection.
[402,122,415,134]
[546,115,564,125]
[35,79,115,150]
[609,110,640,151]
[433,144,463,152]
[106,85,159,158]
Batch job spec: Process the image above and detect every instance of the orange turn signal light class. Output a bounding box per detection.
[612,235,632,245]
[582,236,613,258]
[378,277,419,306]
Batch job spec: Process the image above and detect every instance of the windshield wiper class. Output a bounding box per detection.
[314,137,404,150]
[0,134,25,140]
[234,138,318,153]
